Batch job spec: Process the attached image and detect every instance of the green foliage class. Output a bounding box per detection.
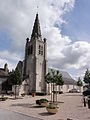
[55,70,64,86]
[77,77,83,86]
[36,99,48,105]
[84,69,90,86]
[45,72,52,84]
[9,69,22,86]
[45,70,64,85]
[36,100,41,105]
[47,103,58,109]
[8,69,22,99]
[21,93,26,97]
[35,92,47,96]
[45,69,64,103]
[0,96,8,101]
[39,98,48,103]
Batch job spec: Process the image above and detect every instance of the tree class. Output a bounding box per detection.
[45,72,52,94]
[55,70,64,92]
[77,77,83,92]
[45,70,64,103]
[8,69,22,98]
[84,69,90,88]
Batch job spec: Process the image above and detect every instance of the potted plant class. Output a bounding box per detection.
[31,90,36,97]
[46,102,59,114]
[36,99,48,107]
[40,99,48,107]
[0,96,8,101]
[21,93,25,97]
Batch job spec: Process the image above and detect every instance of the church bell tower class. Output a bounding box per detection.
[24,14,48,93]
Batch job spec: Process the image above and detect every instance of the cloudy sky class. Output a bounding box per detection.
[0,0,90,80]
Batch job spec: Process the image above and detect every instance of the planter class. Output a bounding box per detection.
[32,93,35,97]
[41,102,48,107]
[21,93,25,97]
[46,102,59,114]
[36,99,48,106]
[46,107,58,114]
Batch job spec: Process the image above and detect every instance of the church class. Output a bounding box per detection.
[15,13,77,95]
[16,13,48,95]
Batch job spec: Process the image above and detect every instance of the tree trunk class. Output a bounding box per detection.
[51,83,52,102]
[48,83,50,95]
[59,85,61,92]
[56,85,57,105]
[15,85,17,99]
[53,82,54,103]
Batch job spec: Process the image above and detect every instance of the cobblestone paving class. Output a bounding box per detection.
[0,109,41,120]
[0,93,90,120]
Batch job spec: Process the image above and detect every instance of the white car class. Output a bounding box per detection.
[69,88,80,93]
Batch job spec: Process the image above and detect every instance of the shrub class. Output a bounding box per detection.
[46,103,58,109]
[21,93,25,97]
[36,92,47,96]
[0,97,8,101]
[36,98,48,105]
[36,100,41,105]
[59,91,63,94]
[39,99,48,103]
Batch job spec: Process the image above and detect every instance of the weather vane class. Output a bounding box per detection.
[35,0,39,13]
[37,5,39,13]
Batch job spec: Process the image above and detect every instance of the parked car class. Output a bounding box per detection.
[69,88,80,93]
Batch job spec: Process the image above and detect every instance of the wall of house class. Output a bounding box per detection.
[0,77,7,94]
[46,83,78,94]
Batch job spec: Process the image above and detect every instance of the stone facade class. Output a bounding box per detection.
[16,14,80,95]
[23,14,48,94]
[0,63,9,93]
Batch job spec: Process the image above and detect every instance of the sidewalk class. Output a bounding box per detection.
[0,93,90,120]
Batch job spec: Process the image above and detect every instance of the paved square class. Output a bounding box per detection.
[0,93,90,120]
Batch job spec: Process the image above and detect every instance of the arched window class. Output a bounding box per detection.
[41,46,43,55]
[39,45,40,54]
[38,45,43,55]
[30,45,33,54]
[27,47,30,55]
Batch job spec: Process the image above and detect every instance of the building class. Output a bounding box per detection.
[15,13,77,95]
[16,13,48,95]
[0,63,9,93]
[48,68,77,93]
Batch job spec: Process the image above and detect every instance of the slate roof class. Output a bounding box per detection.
[31,13,41,39]
[48,68,77,85]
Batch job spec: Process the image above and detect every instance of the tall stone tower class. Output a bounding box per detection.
[24,14,48,93]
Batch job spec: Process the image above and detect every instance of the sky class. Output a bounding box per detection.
[0,0,90,80]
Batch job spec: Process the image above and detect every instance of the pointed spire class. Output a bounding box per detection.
[31,13,41,39]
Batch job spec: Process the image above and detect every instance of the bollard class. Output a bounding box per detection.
[88,96,90,109]
[83,97,86,107]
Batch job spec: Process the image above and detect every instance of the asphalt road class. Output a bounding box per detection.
[0,109,41,120]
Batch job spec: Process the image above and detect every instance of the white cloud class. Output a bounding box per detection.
[1,0,90,79]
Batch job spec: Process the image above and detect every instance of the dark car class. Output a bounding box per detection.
[83,89,90,96]
[69,88,80,93]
